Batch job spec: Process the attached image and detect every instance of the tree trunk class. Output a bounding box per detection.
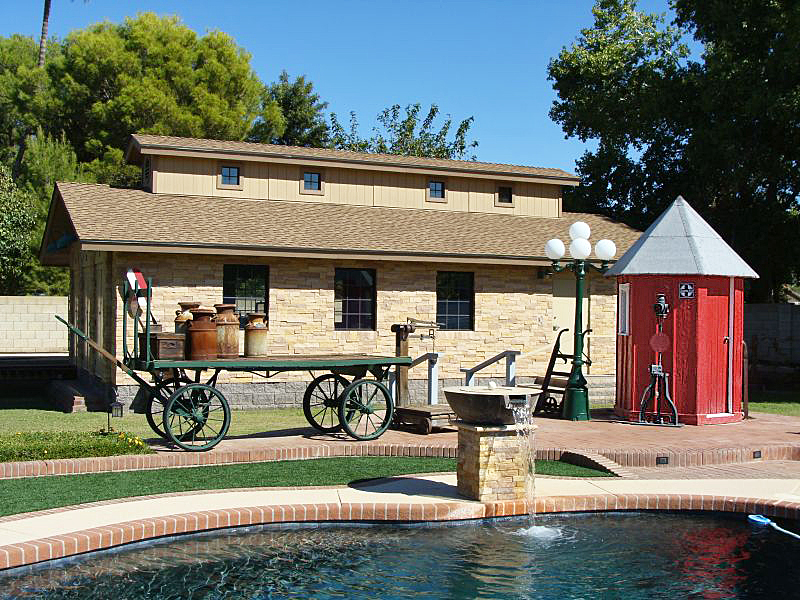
[38,0,51,68]
[13,0,51,181]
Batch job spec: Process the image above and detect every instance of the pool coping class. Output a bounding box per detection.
[2,481,800,571]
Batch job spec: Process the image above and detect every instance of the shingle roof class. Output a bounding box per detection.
[128,134,579,182]
[606,196,758,278]
[49,183,638,264]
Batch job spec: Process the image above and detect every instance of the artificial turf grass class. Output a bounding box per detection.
[0,457,612,517]
[0,431,153,462]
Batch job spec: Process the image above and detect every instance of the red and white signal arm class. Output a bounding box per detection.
[125,268,149,318]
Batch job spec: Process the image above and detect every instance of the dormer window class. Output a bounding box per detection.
[217,164,243,190]
[300,170,325,195]
[141,157,152,189]
[221,166,240,185]
[427,180,446,202]
[495,185,514,207]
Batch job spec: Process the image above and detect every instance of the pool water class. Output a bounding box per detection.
[1,512,798,599]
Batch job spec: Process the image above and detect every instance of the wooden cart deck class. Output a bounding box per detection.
[129,354,413,372]
[393,404,458,435]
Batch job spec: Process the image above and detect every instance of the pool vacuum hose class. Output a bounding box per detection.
[748,514,800,540]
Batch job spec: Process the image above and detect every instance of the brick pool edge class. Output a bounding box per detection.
[2,493,799,571]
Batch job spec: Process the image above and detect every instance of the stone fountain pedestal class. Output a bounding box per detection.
[455,421,538,502]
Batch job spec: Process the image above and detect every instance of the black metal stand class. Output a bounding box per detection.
[638,364,679,426]
[636,294,680,426]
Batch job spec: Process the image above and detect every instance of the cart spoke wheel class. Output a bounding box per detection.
[303,374,350,433]
[163,383,230,451]
[145,375,193,439]
[338,379,394,441]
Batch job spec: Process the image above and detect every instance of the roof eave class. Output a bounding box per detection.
[130,139,580,185]
[78,238,614,267]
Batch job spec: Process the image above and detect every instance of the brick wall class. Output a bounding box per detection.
[70,251,616,404]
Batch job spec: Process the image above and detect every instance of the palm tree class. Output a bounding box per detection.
[37,0,52,68]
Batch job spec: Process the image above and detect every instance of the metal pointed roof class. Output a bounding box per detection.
[605,196,758,278]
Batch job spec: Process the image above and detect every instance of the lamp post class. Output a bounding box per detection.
[545,222,616,421]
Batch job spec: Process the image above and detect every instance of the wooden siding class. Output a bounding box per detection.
[154,156,561,218]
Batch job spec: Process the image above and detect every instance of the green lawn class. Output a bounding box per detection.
[748,390,800,417]
[0,456,611,517]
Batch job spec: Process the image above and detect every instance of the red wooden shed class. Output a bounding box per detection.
[606,197,758,425]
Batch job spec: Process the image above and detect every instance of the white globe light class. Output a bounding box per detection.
[569,238,592,260]
[569,221,591,241]
[544,238,566,260]
[595,239,617,261]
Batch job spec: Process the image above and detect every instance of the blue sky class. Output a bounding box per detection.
[2,0,677,173]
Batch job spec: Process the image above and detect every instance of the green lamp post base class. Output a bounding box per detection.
[562,382,591,421]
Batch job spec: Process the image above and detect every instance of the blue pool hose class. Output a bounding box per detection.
[748,514,800,540]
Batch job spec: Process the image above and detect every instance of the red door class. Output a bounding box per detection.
[697,280,730,414]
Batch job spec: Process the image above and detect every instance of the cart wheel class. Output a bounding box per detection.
[163,384,231,451]
[303,373,351,432]
[145,376,193,439]
[416,418,433,435]
[338,379,394,441]
[536,395,561,416]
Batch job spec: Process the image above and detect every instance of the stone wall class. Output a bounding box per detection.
[71,251,616,406]
[0,296,68,353]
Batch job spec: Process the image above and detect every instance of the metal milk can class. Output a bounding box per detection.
[187,308,217,361]
[175,301,200,333]
[214,303,239,359]
[244,312,268,357]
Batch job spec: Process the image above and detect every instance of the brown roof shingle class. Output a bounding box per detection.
[52,182,639,262]
[128,134,579,182]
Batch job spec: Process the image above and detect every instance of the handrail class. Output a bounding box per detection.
[460,350,522,386]
[410,352,440,368]
[389,352,443,405]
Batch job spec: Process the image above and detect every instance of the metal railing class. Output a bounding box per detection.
[389,352,443,405]
[461,350,522,387]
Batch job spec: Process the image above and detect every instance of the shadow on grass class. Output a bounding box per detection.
[0,383,57,411]
[749,390,799,404]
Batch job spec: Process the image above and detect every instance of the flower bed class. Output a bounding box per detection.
[0,431,153,462]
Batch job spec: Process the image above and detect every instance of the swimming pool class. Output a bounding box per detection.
[1,512,797,599]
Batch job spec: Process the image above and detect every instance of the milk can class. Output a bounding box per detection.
[244,312,268,357]
[214,303,239,359]
[187,308,217,361]
[174,301,200,333]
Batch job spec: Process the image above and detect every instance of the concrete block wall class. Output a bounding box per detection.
[0,296,68,353]
[745,303,800,366]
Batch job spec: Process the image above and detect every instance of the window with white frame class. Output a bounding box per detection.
[618,283,630,335]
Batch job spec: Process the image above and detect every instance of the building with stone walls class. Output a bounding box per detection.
[40,135,638,407]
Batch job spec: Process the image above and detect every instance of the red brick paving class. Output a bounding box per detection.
[1,410,799,480]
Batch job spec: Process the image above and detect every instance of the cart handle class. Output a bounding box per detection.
[55,315,138,378]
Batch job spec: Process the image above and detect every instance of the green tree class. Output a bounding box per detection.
[330,103,478,160]
[0,34,52,167]
[249,71,329,146]
[548,0,800,300]
[0,166,36,294]
[46,13,266,167]
[15,129,81,295]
